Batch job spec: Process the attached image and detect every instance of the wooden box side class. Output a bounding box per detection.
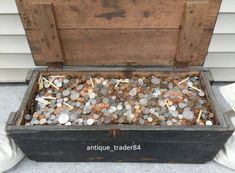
[7,69,233,129]
[16,0,221,67]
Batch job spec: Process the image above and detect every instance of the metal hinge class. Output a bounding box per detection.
[109,129,121,138]
[47,62,63,71]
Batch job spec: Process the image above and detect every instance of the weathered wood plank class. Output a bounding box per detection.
[27,29,212,66]
[31,2,64,63]
[16,0,221,29]
[175,0,208,67]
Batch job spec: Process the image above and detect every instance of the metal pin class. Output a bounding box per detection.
[63,102,74,110]
[90,77,94,88]
[189,85,202,92]
[42,96,56,100]
[42,77,60,90]
[196,110,203,124]
[164,99,170,110]
[115,79,129,87]
[36,97,50,105]
[178,77,189,85]
[38,74,43,90]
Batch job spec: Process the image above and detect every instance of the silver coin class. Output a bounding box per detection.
[53,79,59,85]
[158,100,166,107]
[102,97,110,104]
[170,110,178,117]
[151,76,160,85]
[139,118,145,125]
[58,113,69,124]
[138,79,144,86]
[77,85,84,91]
[199,91,205,97]
[65,121,72,126]
[182,110,194,120]
[168,82,173,89]
[24,114,32,121]
[139,98,148,106]
[70,91,80,100]
[56,82,63,88]
[117,105,123,111]
[167,120,173,126]
[89,92,96,99]
[178,114,183,119]
[87,118,95,125]
[179,102,186,109]
[69,112,79,122]
[199,99,205,105]
[76,102,81,107]
[205,120,213,126]
[63,79,69,84]
[63,97,69,102]
[169,105,177,111]
[63,90,71,97]
[129,88,137,97]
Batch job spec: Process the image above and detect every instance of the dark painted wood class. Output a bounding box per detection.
[6,69,234,163]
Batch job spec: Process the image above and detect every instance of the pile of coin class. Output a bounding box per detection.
[24,74,216,126]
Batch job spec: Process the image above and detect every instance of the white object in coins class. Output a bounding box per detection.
[117,105,123,111]
[87,118,95,125]
[205,120,213,126]
[58,113,69,124]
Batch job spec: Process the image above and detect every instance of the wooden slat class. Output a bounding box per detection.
[16,0,221,29]
[175,0,208,67]
[31,2,64,63]
[0,36,31,53]
[27,29,212,66]
[0,54,35,68]
[0,13,233,35]
[0,0,18,14]
[0,15,25,35]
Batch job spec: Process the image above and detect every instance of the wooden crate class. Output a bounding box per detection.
[6,0,234,163]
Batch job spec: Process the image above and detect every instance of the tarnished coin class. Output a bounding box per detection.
[63,90,71,97]
[24,114,32,121]
[70,90,80,100]
[129,88,137,97]
[151,76,160,85]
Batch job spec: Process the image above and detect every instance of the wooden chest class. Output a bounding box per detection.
[6,0,234,163]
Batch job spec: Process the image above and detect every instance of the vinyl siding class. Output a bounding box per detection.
[0,0,235,82]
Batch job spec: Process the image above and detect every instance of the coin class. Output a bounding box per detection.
[58,113,69,124]
[24,114,32,121]
[151,76,160,85]
[39,118,47,125]
[205,120,213,126]
[117,104,123,111]
[129,88,137,97]
[199,91,205,97]
[70,91,80,100]
[63,90,71,97]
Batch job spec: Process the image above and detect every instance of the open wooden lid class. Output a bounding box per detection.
[17,0,221,67]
